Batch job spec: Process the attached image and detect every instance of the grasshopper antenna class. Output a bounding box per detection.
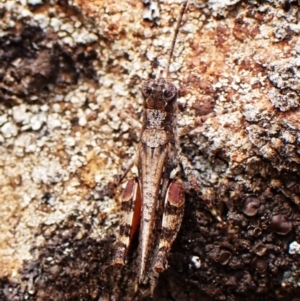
[165,0,189,79]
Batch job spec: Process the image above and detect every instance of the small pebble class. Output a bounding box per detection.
[289,241,300,255]
[1,121,18,138]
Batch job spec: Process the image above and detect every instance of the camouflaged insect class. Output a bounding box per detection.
[112,0,220,293]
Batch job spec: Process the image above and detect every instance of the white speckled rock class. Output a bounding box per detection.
[1,121,18,138]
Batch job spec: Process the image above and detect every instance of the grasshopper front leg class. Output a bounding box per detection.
[114,178,142,266]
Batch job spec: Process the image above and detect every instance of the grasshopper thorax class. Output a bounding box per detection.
[142,78,178,111]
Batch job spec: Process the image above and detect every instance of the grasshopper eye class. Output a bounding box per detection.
[142,84,153,97]
[163,84,177,101]
[163,89,175,99]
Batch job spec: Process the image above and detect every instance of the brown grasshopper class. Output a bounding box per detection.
[112,0,220,293]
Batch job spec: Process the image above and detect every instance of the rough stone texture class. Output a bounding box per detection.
[0,0,300,300]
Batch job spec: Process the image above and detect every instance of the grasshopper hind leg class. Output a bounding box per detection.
[152,179,185,274]
[114,178,141,266]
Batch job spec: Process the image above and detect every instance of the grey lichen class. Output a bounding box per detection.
[268,58,300,112]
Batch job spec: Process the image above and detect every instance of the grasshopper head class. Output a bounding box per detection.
[142,78,178,111]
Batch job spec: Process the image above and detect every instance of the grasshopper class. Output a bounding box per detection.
[112,0,219,293]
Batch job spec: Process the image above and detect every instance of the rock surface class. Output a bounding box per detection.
[0,0,300,300]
